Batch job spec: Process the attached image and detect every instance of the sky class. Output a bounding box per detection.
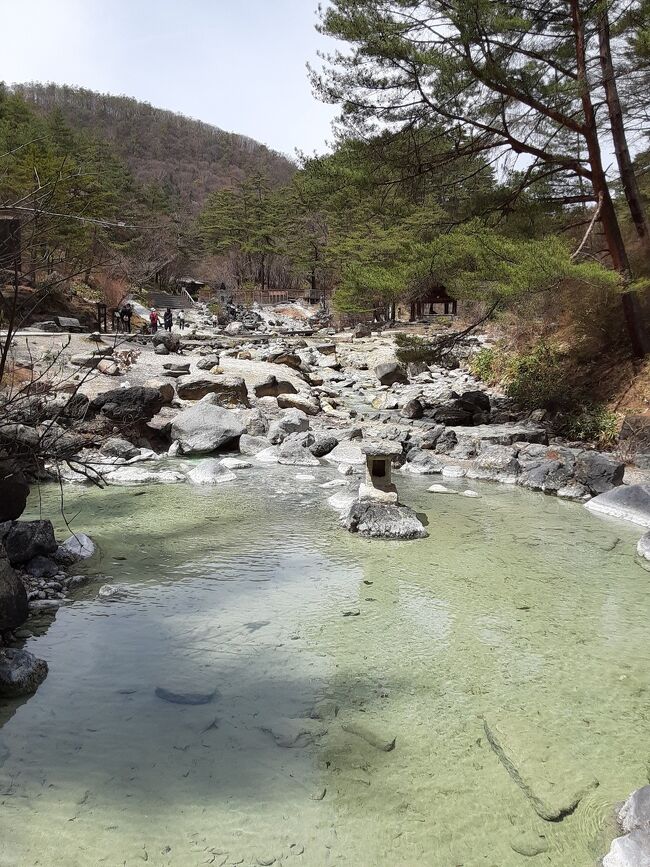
[0,0,339,158]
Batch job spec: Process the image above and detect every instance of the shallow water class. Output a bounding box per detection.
[1,463,649,866]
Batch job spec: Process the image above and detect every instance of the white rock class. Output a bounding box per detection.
[295,474,316,481]
[60,533,95,560]
[220,457,252,470]
[319,479,349,489]
[428,484,457,494]
[187,460,237,485]
[338,464,355,476]
[167,441,181,457]
[328,492,357,513]
[603,830,650,867]
[325,442,365,465]
[461,489,481,498]
[255,447,280,463]
[441,465,467,479]
[106,467,186,485]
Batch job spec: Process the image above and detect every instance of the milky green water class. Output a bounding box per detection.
[1,465,649,867]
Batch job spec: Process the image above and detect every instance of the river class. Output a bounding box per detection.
[0,463,647,866]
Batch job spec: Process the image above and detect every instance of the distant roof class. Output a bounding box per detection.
[177,276,205,285]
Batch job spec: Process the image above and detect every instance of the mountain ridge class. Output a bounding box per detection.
[10,82,296,213]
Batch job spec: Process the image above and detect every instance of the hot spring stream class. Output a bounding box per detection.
[0,464,648,866]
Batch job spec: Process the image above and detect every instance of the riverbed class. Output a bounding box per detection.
[0,465,648,866]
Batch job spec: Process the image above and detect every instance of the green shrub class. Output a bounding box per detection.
[394,333,440,365]
[502,342,574,411]
[469,348,496,383]
[562,405,619,447]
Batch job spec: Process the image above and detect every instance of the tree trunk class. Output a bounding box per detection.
[597,6,650,247]
[570,0,649,357]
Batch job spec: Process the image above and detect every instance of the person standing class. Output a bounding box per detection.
[178,310,186,331]
[149,307,159,333]
[163,307,173,332]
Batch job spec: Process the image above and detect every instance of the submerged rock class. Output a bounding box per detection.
[483,715,598,821]
[155,685,219,705]
[0,648,48,697]
[343,500,428,539]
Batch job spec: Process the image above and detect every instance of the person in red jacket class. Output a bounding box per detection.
[149,307,160,333]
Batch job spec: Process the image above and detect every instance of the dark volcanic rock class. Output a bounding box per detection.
[0,469,29,521]
[5,520,57,566]
[0,648,48,697]
[254,375,298,398]
[153,332,180,353]
[0,553,28,631]
[90,386,164,423]
[375,362,408,386]
[343,500,428,539]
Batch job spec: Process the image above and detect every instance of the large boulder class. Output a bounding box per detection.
[323,441,365,465]
[176,374,249,405]
[310,434,339,457]
[152,331,180,353]
[170,401,245,455]
[90,386,164,423]
[239,434,272,456]
[638,533,650,561]
[100,437,140,460]
[585,484,650,528]
[253,375,297,398]
[343,500,428,539]
[197,355,221,371]
[0,469,29,522]
[267,350,302,370]
[25,555,58,579]
[603,830,650,867]
[403,449,442,475]
[0,554,28,631]
[267,409,310,444]
[375,362,408,386]
[468,445,519,484]
[187,459,237,485]
[278,434,320,467]
[401,398,423,420]
[573,450,624,495]
[5,520,57,566]
[431,404,474,426]
[620,786,650,834]
[458,390,491,412]
[277,393,320,416]
[0,648,48,697]
[517,443,576,493]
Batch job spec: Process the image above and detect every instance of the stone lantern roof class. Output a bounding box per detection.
[360,440,402,457]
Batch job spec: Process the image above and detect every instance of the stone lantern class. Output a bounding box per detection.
[359,441,402,503]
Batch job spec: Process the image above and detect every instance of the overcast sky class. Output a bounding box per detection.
[0,0,339,157]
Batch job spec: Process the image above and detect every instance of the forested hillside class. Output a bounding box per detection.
[11,83,296,213]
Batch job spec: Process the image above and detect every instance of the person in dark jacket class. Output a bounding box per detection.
[163,307,173,332]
